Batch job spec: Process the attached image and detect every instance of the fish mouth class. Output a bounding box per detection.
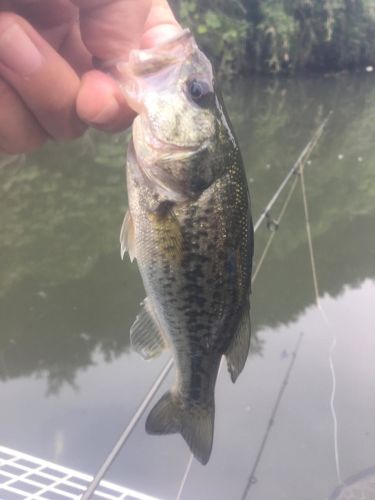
[117,29,197,115]
[146,133,201,155]
[134,116,204,157]
[125,29,194,77]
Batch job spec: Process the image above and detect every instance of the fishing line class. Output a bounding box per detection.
[300,164,320,302]
[239,120,336,499]
[241,147,341,500]
[176,452,194,500]
[83,115,332,499]
[299,162,342,485]
[235,168,308,500]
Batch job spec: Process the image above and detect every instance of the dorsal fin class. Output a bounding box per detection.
[130,298,168,359]
[120,210,136,262]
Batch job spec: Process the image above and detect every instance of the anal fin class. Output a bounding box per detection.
[120,210,136,262]
[225,305,251,383]
[130,298,168,360]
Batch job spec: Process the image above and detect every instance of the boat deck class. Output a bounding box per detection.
[0,446,159,500]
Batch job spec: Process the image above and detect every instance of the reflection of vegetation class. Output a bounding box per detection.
[0,131,135,392]
[0,75,374,389]
[0,251,143,394]
[171,0,375,75]
[0,132,127,294]
[230,74,375,329]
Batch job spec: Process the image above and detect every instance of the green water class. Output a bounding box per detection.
[0,74,374,500]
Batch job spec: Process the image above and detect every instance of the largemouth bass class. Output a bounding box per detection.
[119,29,253,465]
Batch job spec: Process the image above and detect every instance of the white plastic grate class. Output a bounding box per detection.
[0,446,161,500]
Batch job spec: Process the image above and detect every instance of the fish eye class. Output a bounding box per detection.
[187,79,211,103]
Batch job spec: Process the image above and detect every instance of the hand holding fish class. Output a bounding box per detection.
[0,0,180,154]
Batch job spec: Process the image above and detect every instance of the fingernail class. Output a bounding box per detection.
[90,98,120,124]
[0,23,43,76]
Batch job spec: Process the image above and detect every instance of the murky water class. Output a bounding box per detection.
[0,74,374,500]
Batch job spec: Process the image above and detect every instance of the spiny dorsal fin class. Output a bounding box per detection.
[225,305,251,383]
[120,210,136,262]
[145,390,214,465]
[130,298,168,360]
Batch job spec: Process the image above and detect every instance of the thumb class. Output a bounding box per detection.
[71,0,151,60]
[141,0,181,48]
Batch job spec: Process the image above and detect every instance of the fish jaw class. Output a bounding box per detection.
[130,114,214,202]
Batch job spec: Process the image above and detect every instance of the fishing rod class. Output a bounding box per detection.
[253,111,332,233]
[82,112,332,500]
[241,332,305,500]
[81,359,173,500]
[241,126,340,500]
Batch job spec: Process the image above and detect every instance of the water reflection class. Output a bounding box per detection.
[1,75,374,388]
[0,74,374,499]
[0,252,142,392]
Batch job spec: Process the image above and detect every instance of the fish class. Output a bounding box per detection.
[119,29,254,465]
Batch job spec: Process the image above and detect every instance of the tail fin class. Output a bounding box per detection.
[145,391,214,465]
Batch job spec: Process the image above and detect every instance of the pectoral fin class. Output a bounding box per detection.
[149,202,182,263]
[130,298,168,359]
[225,305,251,383]
[120,210,136,262]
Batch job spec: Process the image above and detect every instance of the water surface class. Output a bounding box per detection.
[0,74,374,500]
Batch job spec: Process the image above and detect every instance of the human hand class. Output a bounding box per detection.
[0,0,181,154]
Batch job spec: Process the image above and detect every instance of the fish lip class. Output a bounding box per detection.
[147,133,201,155]
[129,29,194,75]
[143,28,193,53]
[117,29,194,85]
[138,115,205,156]
[148,136,210,160]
